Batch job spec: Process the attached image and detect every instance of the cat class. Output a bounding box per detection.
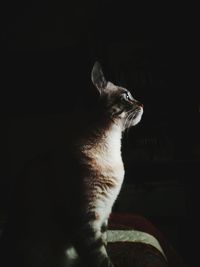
[0,61,143,267]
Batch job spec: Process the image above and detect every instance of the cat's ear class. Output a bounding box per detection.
[91,61,107,94]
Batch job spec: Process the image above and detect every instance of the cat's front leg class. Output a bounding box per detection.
[72,221,113,267]
[101,219,108,247]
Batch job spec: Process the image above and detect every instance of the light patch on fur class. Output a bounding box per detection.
[65,246,79,267]
[105,81,117,92]
[82,123,125,225]
[91,123,124,174]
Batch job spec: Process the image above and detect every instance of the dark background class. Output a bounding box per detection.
[0,1,199,266]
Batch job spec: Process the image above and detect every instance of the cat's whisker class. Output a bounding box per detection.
[125,109,138,138]
[123,113,132,130]
[127,114,134,134]
[124,110,135,129]
[123,111,134,140]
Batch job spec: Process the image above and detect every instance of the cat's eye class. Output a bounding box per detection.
[122,91,133,102]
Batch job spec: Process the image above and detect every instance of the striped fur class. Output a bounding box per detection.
[0,62,143,267]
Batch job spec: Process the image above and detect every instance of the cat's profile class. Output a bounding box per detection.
[0,62,143,267]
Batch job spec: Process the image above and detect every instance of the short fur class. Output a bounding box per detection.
[0,62,143,267]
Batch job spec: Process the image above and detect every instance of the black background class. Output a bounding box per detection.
[0,1,199,266]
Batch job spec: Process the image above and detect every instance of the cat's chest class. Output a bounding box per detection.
[96,138,122,168]
[95,146,125,182]
[86,126,125,180]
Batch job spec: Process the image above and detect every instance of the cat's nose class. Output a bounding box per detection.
[136,101,144,108]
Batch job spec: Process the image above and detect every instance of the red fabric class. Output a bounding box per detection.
[108,213,186,267]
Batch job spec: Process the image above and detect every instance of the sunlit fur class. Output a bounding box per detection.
[0,62,143,267]
[96,81,143,130]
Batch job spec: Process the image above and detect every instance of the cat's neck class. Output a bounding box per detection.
[80,115,123,159]
[100,122,123,159]
[70,105,124,156]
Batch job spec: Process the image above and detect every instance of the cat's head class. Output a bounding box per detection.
[91,61,143,130]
